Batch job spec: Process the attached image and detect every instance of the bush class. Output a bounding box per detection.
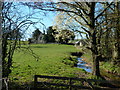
[62,56,78,67]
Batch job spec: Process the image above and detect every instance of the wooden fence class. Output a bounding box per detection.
[34,75,120,89]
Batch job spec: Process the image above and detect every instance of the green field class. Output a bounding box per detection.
[9,44,87,83]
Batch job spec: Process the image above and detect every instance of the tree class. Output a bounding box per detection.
[96,3,116,61]
[55,29,75,44]
[0,2,2,89]
[32,29,42,43]
[96,2,120,64]
[103,2,120,65]
[113,2,120,65]
[2,2,43,79]
[47,26,56,42]
[43,26,56,43]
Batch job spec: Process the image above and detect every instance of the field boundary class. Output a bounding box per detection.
[34,75,120,89]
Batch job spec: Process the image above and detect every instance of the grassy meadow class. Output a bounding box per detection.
[9,44,87,84]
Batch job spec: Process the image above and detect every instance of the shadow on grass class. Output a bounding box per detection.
[70,52,83,57]
[30,46,48,48]
[21,46,48,49]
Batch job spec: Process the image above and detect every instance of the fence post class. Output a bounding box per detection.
[34,75,37,88]
[86,79,94,89]
[69,78,72,90]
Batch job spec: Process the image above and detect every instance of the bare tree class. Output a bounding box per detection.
[2,2,42,79]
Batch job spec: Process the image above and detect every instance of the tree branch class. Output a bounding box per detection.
[81,27,91,36]
[95,2,113,20]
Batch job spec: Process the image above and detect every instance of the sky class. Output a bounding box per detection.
[18,3,56,40]
[25,12,56,39]
[11,2,81,40]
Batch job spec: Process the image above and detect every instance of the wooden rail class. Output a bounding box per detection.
[34,75,120,89]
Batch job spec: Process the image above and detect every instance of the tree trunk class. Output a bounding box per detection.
[91,33,101,76]
[89,2,101,77]
[92,52,100,76]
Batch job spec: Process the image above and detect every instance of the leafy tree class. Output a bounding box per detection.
[32,29,42,43]
[55,29,75,44]
[112,2,120,65]
[43,34,48,43]
[43,26,56,43]
[102,2,120,66]
[47,26,56,42]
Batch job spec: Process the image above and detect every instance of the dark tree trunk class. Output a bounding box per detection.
[89,2,101,77]
[92,53,100,76]
[91,32,101,76]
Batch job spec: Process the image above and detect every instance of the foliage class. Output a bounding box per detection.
[96,2,120,64]
[32,29,42,42]
[54,29,75,44]
[101,62,120,75]
[62,56,78,67]
[43,26,56,43]
[43,34,48,42]
[82,47,120,76]
[43,26,75,44]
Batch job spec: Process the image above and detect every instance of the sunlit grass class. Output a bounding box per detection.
[10,44,86,83]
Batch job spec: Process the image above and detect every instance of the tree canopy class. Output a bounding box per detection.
[43,26,56,43]
[54,29,75,44]
[32,29,42,43]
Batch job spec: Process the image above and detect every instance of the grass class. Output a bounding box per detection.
[9,44,87,84]
[100,61,120,75]
[8,44,120,89]
[79,46,120,80]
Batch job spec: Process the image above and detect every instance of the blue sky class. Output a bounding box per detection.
[18,4,56,40]
[6,2,111,40]
[25,12,56,38]
[13,2,81,40]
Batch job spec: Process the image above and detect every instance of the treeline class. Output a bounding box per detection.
[29,26,75,44]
